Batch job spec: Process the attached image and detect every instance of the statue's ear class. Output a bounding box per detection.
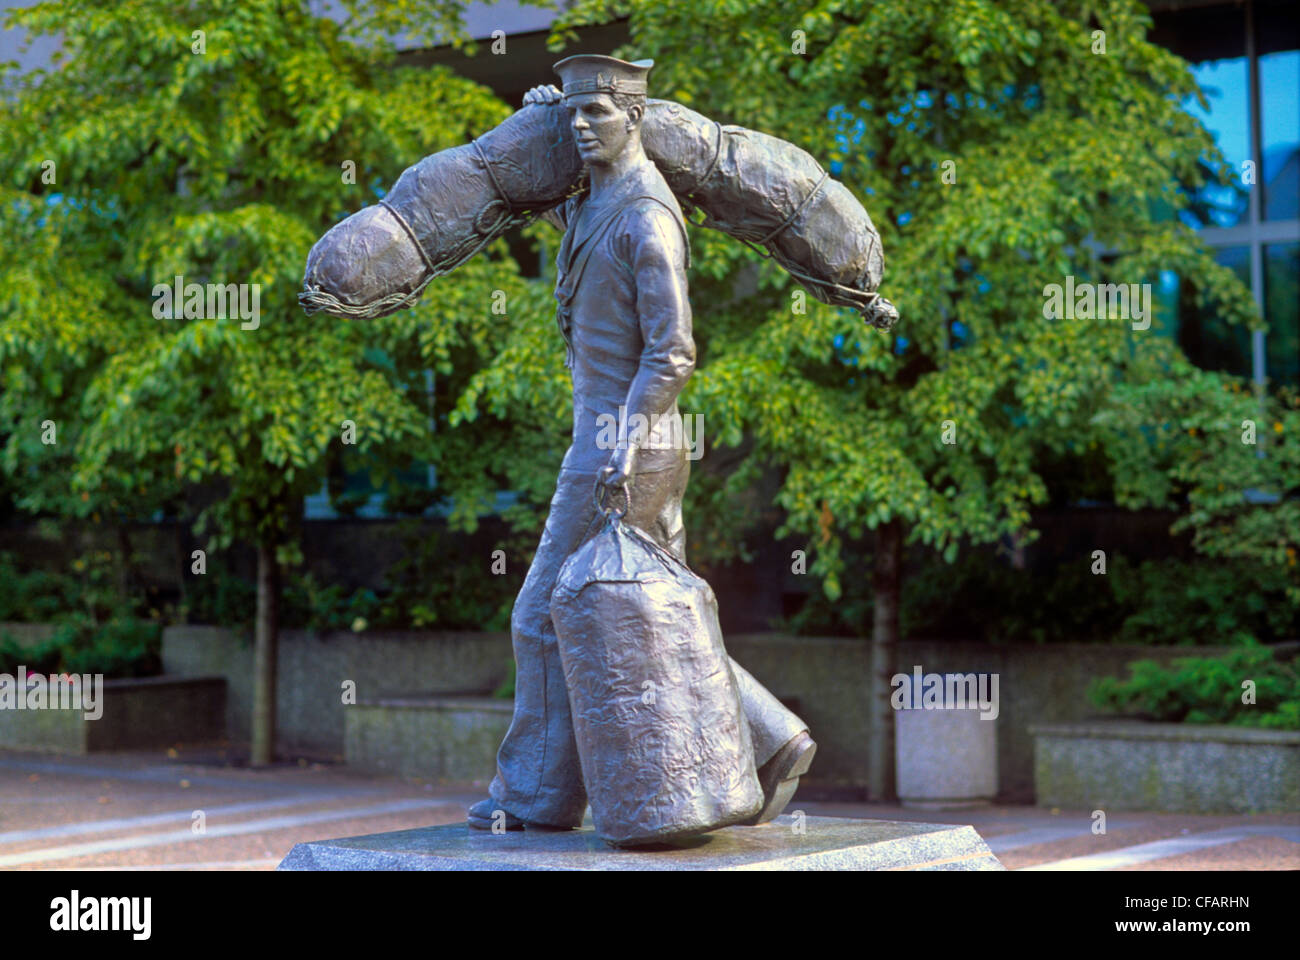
[626,101,645,128]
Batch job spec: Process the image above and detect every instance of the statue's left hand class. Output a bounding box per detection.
[599,447,637,491]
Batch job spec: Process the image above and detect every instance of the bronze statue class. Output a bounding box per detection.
[466,57,813,845]
[300,53,896,847]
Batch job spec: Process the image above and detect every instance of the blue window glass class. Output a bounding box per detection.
[1260,50,1298,221]
[1184,56,1251,228]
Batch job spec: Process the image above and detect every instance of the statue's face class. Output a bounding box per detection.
[565,92,642,166]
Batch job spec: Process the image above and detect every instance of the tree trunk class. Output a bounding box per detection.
[251,541,280,766]
[115,523,135,608]
[869,518,901,801]
[1010,529,1027,571]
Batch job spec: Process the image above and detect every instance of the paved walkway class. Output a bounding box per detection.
[1,748,1296,870]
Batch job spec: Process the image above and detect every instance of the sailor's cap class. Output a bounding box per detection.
[553,54,653,99]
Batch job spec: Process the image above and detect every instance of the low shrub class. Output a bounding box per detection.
[0,549,163,677]
[1088,646,1300,729]
[0,617,162,679]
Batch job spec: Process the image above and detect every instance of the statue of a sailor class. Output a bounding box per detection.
[466,55,816,837]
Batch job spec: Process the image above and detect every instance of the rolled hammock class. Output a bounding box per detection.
[300,98,898,329]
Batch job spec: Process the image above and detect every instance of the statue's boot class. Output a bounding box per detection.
[727,659,816,823]
[466,798,579,832]
[742,730,817,825]
[466,798,524,831]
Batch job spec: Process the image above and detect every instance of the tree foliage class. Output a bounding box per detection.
[0,0,544,557]
[1097,344,1299,595]
[1,0,1290,617]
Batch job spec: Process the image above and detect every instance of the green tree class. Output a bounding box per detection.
[0,0,544,763]
[1096,346,1299,597]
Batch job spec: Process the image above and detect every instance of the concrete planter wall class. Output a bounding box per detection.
[160,625,1241,799]
[345,695,512,783]
[162,625,514,759]
[888,641,1240,801]
[1031,722,1300,814]
[0,675,226,754]
[0,622,58,648]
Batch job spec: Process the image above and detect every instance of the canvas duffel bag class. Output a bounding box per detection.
[549,486,763,846]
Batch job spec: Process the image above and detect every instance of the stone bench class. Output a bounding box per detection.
[344,694,513,782]
[1030,721,1300,814]
[0,675,227,754]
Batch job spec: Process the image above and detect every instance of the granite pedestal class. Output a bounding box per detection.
[278,814,1005,871]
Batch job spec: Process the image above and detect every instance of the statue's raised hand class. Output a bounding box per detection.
[523,84,563,107]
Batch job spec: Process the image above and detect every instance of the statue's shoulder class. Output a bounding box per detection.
[614,171,689,269]
[619,195,680,228]
[612,161,682,227]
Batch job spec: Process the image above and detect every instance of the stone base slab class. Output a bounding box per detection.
[278,814,1005,871]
